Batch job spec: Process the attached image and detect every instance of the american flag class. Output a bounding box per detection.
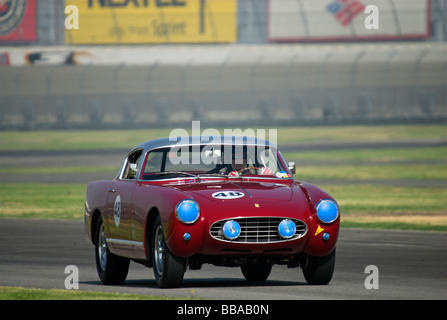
[327,0,366,27]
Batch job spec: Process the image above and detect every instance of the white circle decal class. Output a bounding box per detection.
[114,195,121,227]
[212,191,245,200]
[0,0,27,36]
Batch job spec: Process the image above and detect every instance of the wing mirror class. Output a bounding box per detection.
[288,161,296,175]
[129,163,138,178]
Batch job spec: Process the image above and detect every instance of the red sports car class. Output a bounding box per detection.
[84,136,340,288]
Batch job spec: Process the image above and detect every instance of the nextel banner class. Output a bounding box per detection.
[65,0,237,44]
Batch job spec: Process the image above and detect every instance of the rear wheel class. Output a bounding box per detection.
[302,249,336,285]
[151,215,186,288]
[95,215,130,285]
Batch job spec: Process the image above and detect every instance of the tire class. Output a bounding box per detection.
[95,215,130,285]
[302,249,336,285]
[241,260,272,282]
[151,215,186,288]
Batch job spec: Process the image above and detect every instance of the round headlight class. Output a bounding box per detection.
[175,199,200,224]
[278,219,296,239]
[315,199,339,224]
[222,220,241,240]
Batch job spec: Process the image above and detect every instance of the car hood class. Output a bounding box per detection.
[173,181,294,202]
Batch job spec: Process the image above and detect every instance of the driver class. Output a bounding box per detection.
[228,151,274,177]
[228,152,247,176]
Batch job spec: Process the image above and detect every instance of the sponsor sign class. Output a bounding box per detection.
[268,0,430,42]
[0,0,36,42]
[65,0,237,44]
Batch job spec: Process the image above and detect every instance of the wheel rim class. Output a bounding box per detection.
[154,225,165,276]
[98,224,108,271]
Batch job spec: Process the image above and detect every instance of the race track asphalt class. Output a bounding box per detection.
[0,218,446,300]
[1,140,446,300]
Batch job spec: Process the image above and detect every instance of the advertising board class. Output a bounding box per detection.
[268,0,430,42]
[65,0,237,44]
[0,0,37,42]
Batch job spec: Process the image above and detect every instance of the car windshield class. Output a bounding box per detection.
[141,145,291,180]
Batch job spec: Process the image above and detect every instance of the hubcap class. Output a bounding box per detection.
[98,224,108,271]
[154,225,165,276]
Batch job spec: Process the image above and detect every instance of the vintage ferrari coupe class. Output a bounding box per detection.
[84,136,340,288]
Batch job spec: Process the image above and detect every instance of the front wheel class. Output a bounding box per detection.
[302,249,336,285]
[95,215,130,285]
[151,215,186,288]
[241,260,272,282]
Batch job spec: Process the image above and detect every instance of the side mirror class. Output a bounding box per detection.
[129,163,138,178]
[288,161,296,175]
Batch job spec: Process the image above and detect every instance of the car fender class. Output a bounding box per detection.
[84,180,111,244]
[298,181,340,257]
[132,183,205,258]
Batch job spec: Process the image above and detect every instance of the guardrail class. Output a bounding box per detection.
[0,43,446,130]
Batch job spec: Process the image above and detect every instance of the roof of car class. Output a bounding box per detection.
[132,136,277,153]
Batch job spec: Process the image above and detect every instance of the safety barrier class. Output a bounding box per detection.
[0,43,446,129]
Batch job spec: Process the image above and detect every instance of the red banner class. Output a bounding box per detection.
[0,0,37,42]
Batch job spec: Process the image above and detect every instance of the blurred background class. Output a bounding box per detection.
[0,0,446,130]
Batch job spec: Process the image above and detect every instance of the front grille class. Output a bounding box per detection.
[210,217,307,243]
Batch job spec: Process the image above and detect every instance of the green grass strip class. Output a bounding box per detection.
[1,125,445,151]
[0,286,196,300]
[294,164,447,181]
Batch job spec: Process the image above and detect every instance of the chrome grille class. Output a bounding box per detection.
[210,217,307,243]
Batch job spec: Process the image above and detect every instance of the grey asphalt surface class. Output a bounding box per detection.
[0,218,446,300]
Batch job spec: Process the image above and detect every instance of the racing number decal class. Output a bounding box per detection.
[114,195,121,227]
[212,191,245,200]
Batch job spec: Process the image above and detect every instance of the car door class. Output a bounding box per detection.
[106,149,143,258]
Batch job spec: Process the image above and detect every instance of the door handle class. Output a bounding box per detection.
[107,188,116,193]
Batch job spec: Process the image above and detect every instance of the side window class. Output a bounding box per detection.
[122,150,143,179]
[143,150,164,174]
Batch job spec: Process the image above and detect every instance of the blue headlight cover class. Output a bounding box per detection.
[175,199,200,224]
[278,219,296,239]
[316,199,339,223]
[222,220,241,240]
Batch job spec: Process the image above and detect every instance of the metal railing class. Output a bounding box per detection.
[0,43,446,130]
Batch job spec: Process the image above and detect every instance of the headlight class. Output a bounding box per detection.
[278,219,296,239]
[175,199,200,224]
[222,220,241,240]
[315,199,339,224]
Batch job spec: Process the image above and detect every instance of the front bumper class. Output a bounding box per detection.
[165,215,339,258]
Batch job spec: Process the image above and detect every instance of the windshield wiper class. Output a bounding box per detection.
[156,171,198,178]
[198,173,229,178]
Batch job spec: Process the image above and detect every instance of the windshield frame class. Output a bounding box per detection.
[138,144,292,181]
